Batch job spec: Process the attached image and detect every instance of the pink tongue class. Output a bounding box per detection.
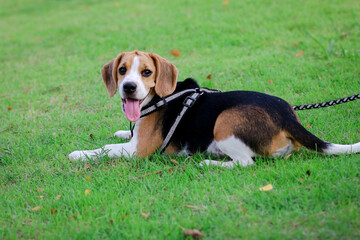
[124,99,141,122]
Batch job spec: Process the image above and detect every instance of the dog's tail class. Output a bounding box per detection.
[284,119,360,154]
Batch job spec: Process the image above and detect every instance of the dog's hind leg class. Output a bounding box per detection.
[200,136,256,168]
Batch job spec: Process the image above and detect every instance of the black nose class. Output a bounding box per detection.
[123,82,137,94]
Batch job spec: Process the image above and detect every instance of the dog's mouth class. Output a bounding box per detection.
[122,96,147,122]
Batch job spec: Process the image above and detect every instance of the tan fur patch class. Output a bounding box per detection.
[267,131,291,155]
[136,109,165,158]
[165,144,179,154]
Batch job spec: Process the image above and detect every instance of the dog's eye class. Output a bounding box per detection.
[141,69,152,77]
[119,67,127,75]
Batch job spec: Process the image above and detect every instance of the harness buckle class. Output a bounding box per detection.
[155,98,167,109]
[183,94,199,108]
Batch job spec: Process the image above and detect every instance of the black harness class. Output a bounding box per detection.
[130,88,220,153]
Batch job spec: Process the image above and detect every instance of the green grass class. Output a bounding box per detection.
[1,0,360,239]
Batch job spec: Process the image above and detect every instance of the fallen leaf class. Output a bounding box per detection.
[296,50,303,57]
[141,212,150,218]
[8,107,14,111]
[259,184,273,191]
[32,206,41,211]
[89,134,94,139]
[67,215,77,220]
[299,178,304,182]
[285,153,292,160]
[183,229,204,239]
[121,214,131,219]
[23,88,30,93]
[50,208,57,214]
[55,194,62,200]
[222,1,229,5]
[242,207,246,215]
[37,187,44,192]
[40,195,43,199]
[110,219,114,224]
[185,204,207,210]
[306,124,311,128]
[84,189,91,195]
[268,79,274,85]
[170,159,178,166]
[92,208,96,212]
[168,168,174,174]
[85,176,92,182]
[206,74,212,80]
[324,90,327,94]
[170,50,181,57]
[293,41,299,47]
[306,170,311,176]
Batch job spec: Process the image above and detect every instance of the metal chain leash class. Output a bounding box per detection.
[293,93,360,111]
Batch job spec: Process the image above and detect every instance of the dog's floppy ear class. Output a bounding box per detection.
[101,53,125,98]
[150,53,178,97]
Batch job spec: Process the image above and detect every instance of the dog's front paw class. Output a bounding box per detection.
[114,130,132,139]
[68,150,90,161]
[199,160,211,167]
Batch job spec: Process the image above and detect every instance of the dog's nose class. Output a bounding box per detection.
[123,82,137,94]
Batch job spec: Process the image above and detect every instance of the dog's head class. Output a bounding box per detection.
[101,51,178,122]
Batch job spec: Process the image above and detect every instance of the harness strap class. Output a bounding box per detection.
[159,91,203,153]
[140,88,220,118]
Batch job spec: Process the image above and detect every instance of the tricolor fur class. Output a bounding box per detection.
[69,51,360,167]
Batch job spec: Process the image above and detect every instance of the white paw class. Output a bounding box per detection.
[114,130,132,139]
[199,160,211,167]
[68,150,91,161]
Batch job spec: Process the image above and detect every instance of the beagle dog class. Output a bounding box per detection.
[69,50,360,167]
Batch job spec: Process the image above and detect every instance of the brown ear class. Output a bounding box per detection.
[150,53,178,97]
[101,53,124,98]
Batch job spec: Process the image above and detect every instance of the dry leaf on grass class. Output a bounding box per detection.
[67,215,77,220]
[259,184,273,191]
[306,124,312,128]
[170,159,178,166]
[8,107,14,111]
[50,208,57,214]
[185,204,207,210]
[183,229,204,239]
[141,212,150,218]
[242,207,246,215]
[170,50,181,57]
[206,74,212,80]
[121,214,131,219]
[32,206,41,211]
[55,194,62,200]
[39,195,43,199]
[268,79,274,85]
[84,189,91,195]
[222,1,229,5]
[296,50,303,57]
[85,176,92,182]
[306,170,311,176]
[110,219,114,224]
[37,187,44,192]
[89,134,95,139]
[23,88,30,93]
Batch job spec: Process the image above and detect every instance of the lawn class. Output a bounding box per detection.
[1,0,360,239]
